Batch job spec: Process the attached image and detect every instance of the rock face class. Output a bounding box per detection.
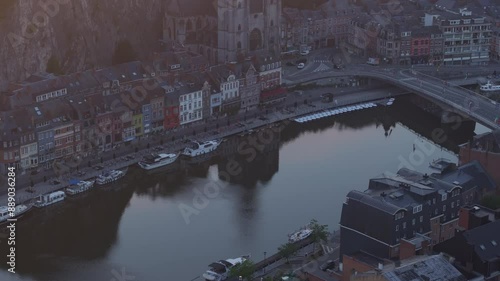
[0,0,164,83]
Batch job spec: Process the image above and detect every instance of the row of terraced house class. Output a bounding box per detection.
[0,46,283,175]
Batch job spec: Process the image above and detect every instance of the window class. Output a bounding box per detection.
[413,205,422,213]
[395,212,405,220]
[420,216,423,223]
[412,218,416,225]
[443,205,446,212]
[442,193,447,201]
[451,202,455,208]
[396,225,399,231]
[403,222,406,229]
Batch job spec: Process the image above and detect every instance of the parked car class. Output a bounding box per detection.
[77,171,86,176]
[94,165,104,170]
[320,260,335,271]
[300,50,310,56]
[297,63,305,69]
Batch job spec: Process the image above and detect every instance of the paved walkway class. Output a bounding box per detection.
[251,230,341,281]
[0,85,406,205]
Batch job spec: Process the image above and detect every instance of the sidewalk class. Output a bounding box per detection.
[0,85,401,205]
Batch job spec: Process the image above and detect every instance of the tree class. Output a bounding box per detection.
[481,195,500,210]
[278,242,298,264]
[228,260,255,281]
[46,55,64,75]
[112,39,138,65]
[310,219,329,254]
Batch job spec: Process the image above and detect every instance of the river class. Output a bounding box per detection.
[0,96,490,281]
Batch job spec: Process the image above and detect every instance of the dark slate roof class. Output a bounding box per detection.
[463,220,500,262]
[93,61,147,85]
[437,161,497,192]
[383,255,467,281]
[0,108,38,141]
[208,64,233,86]
[347,190,406,215]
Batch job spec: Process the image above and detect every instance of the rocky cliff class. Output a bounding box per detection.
[0,0,165,83]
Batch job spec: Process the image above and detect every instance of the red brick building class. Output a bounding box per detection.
[459,131,500,190]
[410,28,431,65]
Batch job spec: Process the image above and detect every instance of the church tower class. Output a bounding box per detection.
[216,0,281,63]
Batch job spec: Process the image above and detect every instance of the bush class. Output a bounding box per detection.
[112,40,138,65]
[481,195,500,210]
[46,55,64,75]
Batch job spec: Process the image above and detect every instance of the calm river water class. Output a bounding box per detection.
[0,96,490,281]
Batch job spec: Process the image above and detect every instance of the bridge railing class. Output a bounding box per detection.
[414,70,496,107]
[364,70,497,128]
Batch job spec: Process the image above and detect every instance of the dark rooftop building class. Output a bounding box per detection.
[459,130,500,188]
[434,219,500,280]
[339,164,496,264]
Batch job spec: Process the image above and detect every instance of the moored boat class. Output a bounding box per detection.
[202,255,250,281]
[34,191,66,208]
[288,225,313,243]
[182,139,222,157]
[0,204,33,224]
[65,180,95,196]
[480,81,500,92]
[138,153,179,170]
[95,167,128,185]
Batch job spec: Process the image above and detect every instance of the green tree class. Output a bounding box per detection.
[228,260,255,281]
[481,195,500,210]
[310,219,329,254]
[112,39,138,65]
[46,55,64,75]
[278,242,298,264]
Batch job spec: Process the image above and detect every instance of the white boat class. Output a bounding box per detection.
[138,153,179,170]
[34,191,66,208]
[480,81,500,92]
[0,204,33,224]
[182,140,222,157]
[288,226,313,243]
[202,255,250,281]
[65,180,95,196]
[95,168,127,185]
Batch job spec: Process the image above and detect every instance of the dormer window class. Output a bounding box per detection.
[413,205,422,214]
[442,193,447,201]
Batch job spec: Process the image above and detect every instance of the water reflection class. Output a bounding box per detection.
[281,97,474,154]
[0,97,478,281]
[0,170,137,276]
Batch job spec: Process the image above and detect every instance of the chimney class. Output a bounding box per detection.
[458,206,471,230]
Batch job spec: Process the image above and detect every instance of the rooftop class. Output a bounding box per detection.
[463,219,500,262]
[382,255,466,281]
